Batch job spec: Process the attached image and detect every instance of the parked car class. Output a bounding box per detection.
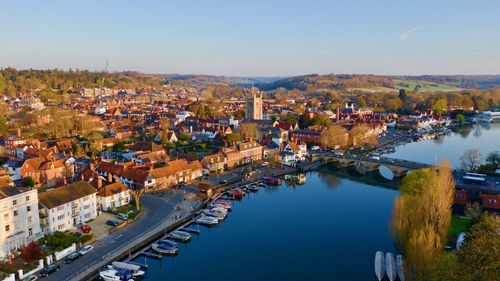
[64,252,81,264]
[21,275,38,281]
[80,224,91,233]
[106,220,120,227]
[219,179,228,184]
[78,245,94,256]
[117,213,129,221]
[39,264,59,277]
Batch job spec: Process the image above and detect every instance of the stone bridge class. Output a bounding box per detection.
[326,154,432,178]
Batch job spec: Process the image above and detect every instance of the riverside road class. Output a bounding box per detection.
[44,191,192,281]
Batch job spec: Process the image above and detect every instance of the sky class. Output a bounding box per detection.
[1,0,499,76]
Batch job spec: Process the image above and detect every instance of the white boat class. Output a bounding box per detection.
[386,252,397,281]
[151,243,178,255]
[158,238,178,247]
[213,201,232,210]
[195,215,218,225]
[108,262,145,277]
[99,269,134,281]
[202,210,226,221]
[169,230,191,242]
[396,254,405,281]
[374,251,385,281]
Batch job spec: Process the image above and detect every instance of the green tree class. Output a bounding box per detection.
[432,98,448,116]
[456,114,465,124]
[23,177,35,187]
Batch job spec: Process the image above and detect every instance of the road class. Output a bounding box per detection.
[44,191,188,281]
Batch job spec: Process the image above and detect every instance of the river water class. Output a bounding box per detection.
[133,124,499,281]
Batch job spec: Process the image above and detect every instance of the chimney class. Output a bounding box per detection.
[107,173,113,183]
[97,176,102,189]
[17,128,21,138]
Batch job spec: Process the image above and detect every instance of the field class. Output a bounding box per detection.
[448,214,472,237]
[393,79,463,92]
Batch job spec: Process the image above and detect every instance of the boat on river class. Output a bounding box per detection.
[151,243,178,255]
[202,209,226,221]
[169,230,191,242]
[213,201,232,210]
[374,251,385,281]
[247,184,259,192]
[158,238,178,247]
[108,261,145,277]
[386,252,397,281]
[263,176,282,185]
[99,268,133,281]
[396,254,405,281]
[195,215,219,225]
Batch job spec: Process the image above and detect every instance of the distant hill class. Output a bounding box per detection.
[164,74,283,87]
[256,74,500,92]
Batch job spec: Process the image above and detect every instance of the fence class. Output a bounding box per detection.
[54,243,76,261]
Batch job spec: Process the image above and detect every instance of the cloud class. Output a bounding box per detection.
[399,27,423,41]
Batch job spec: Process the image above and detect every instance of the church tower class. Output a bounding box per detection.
[245,88,263,120]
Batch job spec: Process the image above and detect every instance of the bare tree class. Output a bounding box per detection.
[460,149,482,171]
[239,122,257,141]
[320,125,348,149]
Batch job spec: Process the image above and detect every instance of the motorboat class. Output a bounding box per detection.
[386,252,397,281]
[108,261,145,277]
[247,185,259,192]
[207,206,228,215]
[213,201,232,210]
[151,243,178,255]
[99,268,133,281]
[202,210,226,221]
[374,251,385,281]
[396,255,405,281]
[169,230,191,242]
[195,215,219,225]
[257,182,267,187]
[232,189,245,198]
[158,238,178,247]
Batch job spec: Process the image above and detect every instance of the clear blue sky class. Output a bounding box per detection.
[1,0,499,76]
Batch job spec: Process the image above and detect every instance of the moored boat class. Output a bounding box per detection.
[396,254,405,281]
[195,215,219,225]
[99,268,134,281]
[158,238,178,247]
[263,176,282,185]
[109,261,145,277]
[374,251,385,281]
[247,185,259,192]
[151,243,178,255]
[169,230,191,242]
[202,209,226,221]
[213,201,232,210]
[386,252,396,281]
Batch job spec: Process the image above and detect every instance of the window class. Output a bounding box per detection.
[57,224,65,230]
[3,213,8,220]
[12,200,17,206]
[28,216,32,223]
[13,211,18,216]
[28,228,33,236]
[57,214,65,220]
[5,225,9,232]
[27,206,31,212]
[26,196,30,201]
[57,206,65,211]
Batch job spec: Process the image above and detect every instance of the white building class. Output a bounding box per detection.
[97,182,131,211]
[38,181,97,234]
[175,111,192,122]
[281,142,308,165]
[0,187,42,259]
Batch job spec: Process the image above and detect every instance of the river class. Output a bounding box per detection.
[132,124,499,281]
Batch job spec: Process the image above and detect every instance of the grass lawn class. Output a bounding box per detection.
[448,214,472,237]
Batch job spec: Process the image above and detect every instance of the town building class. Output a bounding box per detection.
[245,89,263,120]
[38,181,97,234]
[0,187,42,259]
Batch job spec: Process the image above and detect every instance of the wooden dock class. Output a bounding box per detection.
[141,251,162,259]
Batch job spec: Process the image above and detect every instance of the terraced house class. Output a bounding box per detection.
[38,181,97,234]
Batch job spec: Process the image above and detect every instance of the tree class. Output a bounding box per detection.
[485,151,500,167]
[225,133,241,146]
[0,73,6,94]
[23,177,35,187]
[456,213,500,281]
[456,114,465,124]
[320,125,348,148]
[349,124,377,147]
[432,98,448,116]
[239,123,257,141]
[399,89,408,103]
[460,149,482,171]
[159,119,170,144]
[20,241,43,264]
[0,114,8,136]
[391,161,455,280]
[130,188,145,212]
